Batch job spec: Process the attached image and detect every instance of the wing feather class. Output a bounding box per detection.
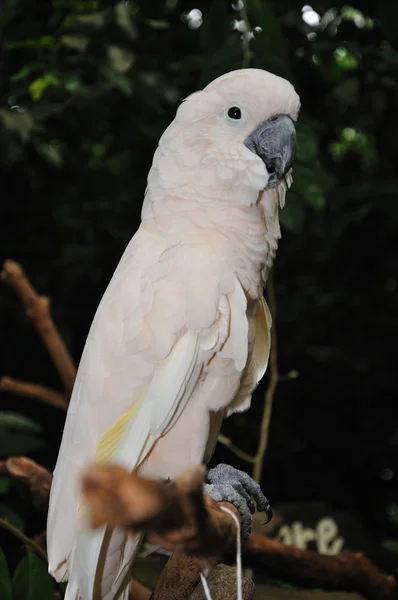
[47,229,237,600]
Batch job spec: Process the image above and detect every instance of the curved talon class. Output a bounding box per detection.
[205,464,272,542]
[263,504,273,525]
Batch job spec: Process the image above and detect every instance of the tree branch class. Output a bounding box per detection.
[151,553,202,600]
[239,2,252,68]
[217,434,255,464]
[2,456,395,600]
[81,465,257,599]
[81,464,240,561]
[0,456,52,510]
[0,518,47,562]
[152,559,255,600]
[1,259,77,395]
[245,533,397,600]
[0,376,68,410]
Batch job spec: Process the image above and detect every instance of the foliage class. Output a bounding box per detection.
[1,0,398,594]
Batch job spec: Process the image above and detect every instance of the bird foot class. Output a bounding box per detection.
[204,463,272,543]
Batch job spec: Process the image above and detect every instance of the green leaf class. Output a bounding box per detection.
[107,46,134,73]
[12,553,54,600]
[144,19,169,30]
[0,478,10,494]
[0,504,24,531]
[114,1,137,41]
[101,65,133,95]
[76,11,105,27]
[0,110,39,141]
[60,35,89,52]
[0,412,42,434]
[34,141,64,167]
[29,72,62,101]
[382,539,398,554]
[0,549,12,600]
[305,184,325,211]
[6,36,55,50]
[9,66,32,82]
[63,73,81,92]
[29,78,47,101]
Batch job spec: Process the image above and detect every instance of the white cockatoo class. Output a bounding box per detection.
[47,68,300,600]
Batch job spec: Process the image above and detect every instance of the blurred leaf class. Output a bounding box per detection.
[305,184,325,210]
[76,11,105,27]
[60,35,89,52]
[29,73,61,101]
[6,36,55,50]
[107,46,134,73]
[0,110,39,141]
[0,505,24,531]
[145,19,169,30]
[101,65,133,95]
[29,79,48,102]
[63,73,82,92]
[0,478,11,494]
[9,66,32,82]
[12,553,54,600]
[0,412,42,434]
[34,140,64,167]
[0,549,12,600]
[382,539,398,554]
[114,1,137,41]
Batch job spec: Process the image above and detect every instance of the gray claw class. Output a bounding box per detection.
[204,464,272,543]
[204,483,253,542]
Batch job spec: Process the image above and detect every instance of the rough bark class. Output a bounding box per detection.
[1,259,76,395]
[246,533,397,600]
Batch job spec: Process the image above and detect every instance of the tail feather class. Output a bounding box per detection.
[65,531,142,600]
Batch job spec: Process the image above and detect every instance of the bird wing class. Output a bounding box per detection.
[47,227,241,600]
[225,295,272,417]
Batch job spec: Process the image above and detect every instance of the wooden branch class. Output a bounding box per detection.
[217,434,255,464]
[0,456,52,510]
[191,564,255,600]
[253,270,279,483]
[239,1,252,68]
[245,533,397,600]
[1,259,76,395]
[0,519,47,561]
[151,553,202,600]
[82,465,251,599]
[81,464,239,560]
[3,456,394,600]
[0,376,68,410]
[152,559,255,600]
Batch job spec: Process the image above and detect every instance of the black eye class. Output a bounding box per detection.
[228,106,241,120]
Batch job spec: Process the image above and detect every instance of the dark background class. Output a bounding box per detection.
[1,0,397,584]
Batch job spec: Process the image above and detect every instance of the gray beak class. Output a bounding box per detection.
[244,114,296,188]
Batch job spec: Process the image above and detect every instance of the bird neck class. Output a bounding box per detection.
[142,189,281,300]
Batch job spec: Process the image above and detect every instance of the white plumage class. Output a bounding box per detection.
[47,68,300,600]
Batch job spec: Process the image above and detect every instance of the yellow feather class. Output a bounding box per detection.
[95,390,146,464]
